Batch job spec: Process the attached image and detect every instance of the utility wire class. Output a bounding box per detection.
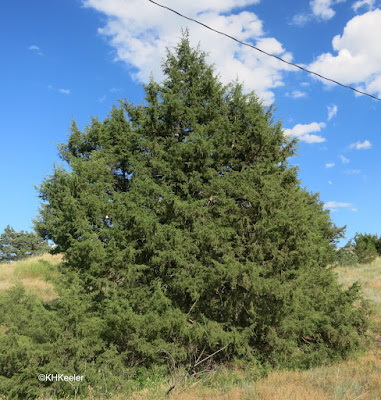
[147,0,381,102]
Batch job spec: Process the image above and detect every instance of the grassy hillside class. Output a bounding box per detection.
[0,253,62,302]
[336,257,381,315]
[1,256,380,399]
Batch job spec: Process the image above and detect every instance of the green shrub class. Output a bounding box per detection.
[353,233,379,264]
[335,243,358,266]
[0,280,135,399]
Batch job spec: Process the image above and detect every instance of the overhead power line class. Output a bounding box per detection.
[147,0,381,102]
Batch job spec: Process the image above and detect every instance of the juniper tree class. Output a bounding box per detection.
[353,233,379,263]
[0,225,50,262]
[35,33,369,369]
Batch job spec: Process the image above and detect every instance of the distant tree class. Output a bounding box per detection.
[353,233,379,264]
[0,225,50,262]
[35,32,369,370]
[375,236,381,256]
[335,242,358,266]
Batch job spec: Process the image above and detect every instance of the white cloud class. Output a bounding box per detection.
[310,0,336,20]
[82,0,295,104]
[344,168,361,174]
[325,201,351,209]
[352,0,375,12]
[284,122,326,143]
[327,104,338,120]
[324,201,357,212]
[326,202,343,207]
[290,13,312,26]
[328,180,333,184]
[308,9,381,98]
[340,154,350,163]
[28,44,43,55]
[349,139,372,149]
[288,90,307,98]
[310,0,346,20]
[325,162,335,167]
[58,89,71,95]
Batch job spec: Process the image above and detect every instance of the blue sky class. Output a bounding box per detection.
[1,0,380,245]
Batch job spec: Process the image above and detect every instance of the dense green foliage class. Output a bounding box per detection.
[352,233,380,264]
[334,242,359,267]
[334,233,381,267]
[35,34,369,366]
[0,34,369,398]
[0,225,50,263]
[0,280,137,399]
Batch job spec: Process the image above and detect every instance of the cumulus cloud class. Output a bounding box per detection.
[349,139,372,149]
[325,162,335,167]
[352,0,375,12]
[340,154,350,163]
[308,9,381,98]
[283,122,326,143]
[82,0,295,104]
[327,104,338,120]
[310,0,336,20]
[310,0,346,20]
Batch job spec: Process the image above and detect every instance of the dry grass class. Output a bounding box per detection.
[90,349,381,400]
[335,257,381,309]
[335,257,381,333]
[0,253,62,301]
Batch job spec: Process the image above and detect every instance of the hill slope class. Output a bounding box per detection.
[0,253,61,301]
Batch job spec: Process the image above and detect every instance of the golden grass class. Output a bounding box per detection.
[55,349,379,400]
[96,349,381,400]
[0,253,62,301]
[335,257,381,333]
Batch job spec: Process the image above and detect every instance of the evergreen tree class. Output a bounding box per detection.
[35,33,369,369]
[335,242,358,266]
[0,225,50,263]
[353,233,379,264]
